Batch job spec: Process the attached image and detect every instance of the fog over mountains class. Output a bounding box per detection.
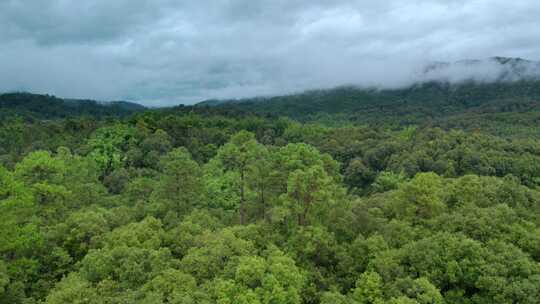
[196,57,540,106]
[420,57,540,83]
[3,56,540,110]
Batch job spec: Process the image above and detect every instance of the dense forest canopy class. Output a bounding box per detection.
[1,79,540,304]
[197,80,540,138]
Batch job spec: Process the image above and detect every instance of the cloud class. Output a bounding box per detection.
[1,0,540,106]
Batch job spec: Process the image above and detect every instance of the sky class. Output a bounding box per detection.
[1,0,540,106]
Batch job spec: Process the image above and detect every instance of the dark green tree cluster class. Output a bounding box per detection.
[0,93,144,120]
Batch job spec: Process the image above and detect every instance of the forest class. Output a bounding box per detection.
[1,85,540,304]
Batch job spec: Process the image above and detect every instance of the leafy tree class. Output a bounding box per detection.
[150,148,204,221]
[140,269,198,303]
[211,131,265,224]
[87,125,135,179]
[45,273,101,304]
[388,173,447,222]
[352,271,384,304]
[180,228,255,281]
[283,166,336,226]
[209,247,305,304]
[50,208,110,260]
[371,171,407,193]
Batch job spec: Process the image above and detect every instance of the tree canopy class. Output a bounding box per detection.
[1,89,540,304]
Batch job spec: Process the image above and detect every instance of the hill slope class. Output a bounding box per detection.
[199,82,540,138]
[199,80,540,119]
[196,57,540,128]
[0,92,145,119]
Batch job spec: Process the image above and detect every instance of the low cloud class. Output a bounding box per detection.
[1,0,540,106]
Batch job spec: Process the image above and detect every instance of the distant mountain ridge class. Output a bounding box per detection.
[196,57,540,112]
[198,57,540,108]
[3,57,540,123]
[193,58,540,133]
[421,56,540,82]
[0,92,145,119]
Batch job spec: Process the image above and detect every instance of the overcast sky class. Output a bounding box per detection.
[1,0,540,106]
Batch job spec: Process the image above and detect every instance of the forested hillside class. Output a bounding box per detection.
[1,85,540,303]
[199,80,540,138]
[0,92,145,119]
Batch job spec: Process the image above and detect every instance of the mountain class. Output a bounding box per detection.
[421,56,540,82]
[196,81,540,122]
[194,58,540,138]
[195,57,540,125]
[0,92,146,119]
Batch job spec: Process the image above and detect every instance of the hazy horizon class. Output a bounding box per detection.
[2,1,540,106]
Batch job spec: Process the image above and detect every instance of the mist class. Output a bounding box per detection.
[1,1,540,106]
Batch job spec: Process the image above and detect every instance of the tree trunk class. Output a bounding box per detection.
[240,169,246,225]
[261,186,267,222]
[299,194,312,226]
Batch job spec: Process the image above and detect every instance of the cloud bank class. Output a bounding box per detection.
[1,0,540,106]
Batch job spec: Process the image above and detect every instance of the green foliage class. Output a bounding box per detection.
[45,273,100,304]
[207,81,540,139]
[141,269,197,303]
[149,148,205,222]
[0,92,145,120]
[389,173,447,222]
[209,247,305,304]
[180,228,255,281]
[371,171,408,193]
[352,271,384,304]
[282,165,338,226]
[1,93,540,304]
[87,125,136,178]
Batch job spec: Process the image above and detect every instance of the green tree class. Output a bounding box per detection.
[209,247,305,304]
[87,125,135,179]
[389,173,446,222]
[282,166,341,226]
[371,171,407,193]
[212,131,265,224]
[150,148,204,220]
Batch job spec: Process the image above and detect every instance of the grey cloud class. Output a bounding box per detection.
[0,1,180,44]
[1,0,540,106]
